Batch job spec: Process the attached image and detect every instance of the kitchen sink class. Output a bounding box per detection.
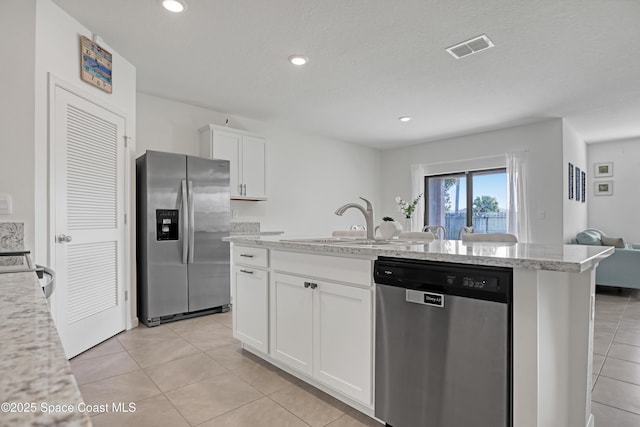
[281,238,426,247]
[280,238,358,244]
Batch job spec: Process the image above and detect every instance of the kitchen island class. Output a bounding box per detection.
[0,271,90,426]
[224,235,613,427]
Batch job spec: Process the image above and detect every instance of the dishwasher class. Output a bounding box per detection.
[374,257,512,427]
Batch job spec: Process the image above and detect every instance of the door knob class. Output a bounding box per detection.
[57,234,72,243]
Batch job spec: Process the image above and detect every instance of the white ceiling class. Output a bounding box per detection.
[52,0,640,150]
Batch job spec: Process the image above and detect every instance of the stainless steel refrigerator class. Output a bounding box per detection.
[136,150,230,327]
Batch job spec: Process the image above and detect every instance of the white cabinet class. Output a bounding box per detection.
[313,280,372,404]
[198,124,266,200]
[231,247,374,407]
[270,273,313,374]
[270,269,373,405]
[232,246,269,353]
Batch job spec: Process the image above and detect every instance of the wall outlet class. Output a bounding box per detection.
[0,193,12,215]
[232,209,239,218]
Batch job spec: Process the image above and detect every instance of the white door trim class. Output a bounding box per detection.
[47,73,133,331]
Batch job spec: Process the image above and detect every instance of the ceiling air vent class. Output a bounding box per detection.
[446,34,494,59]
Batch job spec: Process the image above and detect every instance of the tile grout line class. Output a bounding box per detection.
[183,370,267,426]
[592,292,640,414]
[263,392,315,427]
[593,400,640,418]
[122,332,201,425]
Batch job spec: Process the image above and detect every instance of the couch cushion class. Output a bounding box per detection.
[601,236,627,248]
[576,230,603,245]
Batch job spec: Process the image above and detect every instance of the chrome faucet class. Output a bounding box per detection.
[335,197,375,239]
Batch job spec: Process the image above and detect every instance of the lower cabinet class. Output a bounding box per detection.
[233,265,268,353]
[270,272,372,405]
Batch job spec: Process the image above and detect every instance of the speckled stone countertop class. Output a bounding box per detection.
[223,235,614,273]
[0,272,90,426]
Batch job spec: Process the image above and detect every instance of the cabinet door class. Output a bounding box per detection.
[270,273,313,375]
[212,130,241,197]
[241,135,266,199]
[233,266,268,353]
[313,281,372,405]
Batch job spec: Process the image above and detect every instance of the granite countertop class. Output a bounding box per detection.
[0,272,90,426]
[223,235,614,273]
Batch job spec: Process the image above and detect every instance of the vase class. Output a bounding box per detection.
[404,216,413,232]
[379,221,402,240]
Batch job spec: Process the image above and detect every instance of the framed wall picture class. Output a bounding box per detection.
[594,162,613,178]
[568,163,574,200]
[581,171,586,202]
[594,181,613,196]
[575,167,581,201]
[80,35,113,93]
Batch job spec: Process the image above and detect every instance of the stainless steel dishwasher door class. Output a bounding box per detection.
[375,283,509,427]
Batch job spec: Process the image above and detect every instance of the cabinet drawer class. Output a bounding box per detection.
[271,251,372,286]
[233,246,268,268]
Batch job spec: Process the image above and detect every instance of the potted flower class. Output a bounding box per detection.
[378,216,402,240]
[395,193,423,231]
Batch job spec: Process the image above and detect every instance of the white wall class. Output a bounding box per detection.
[562,122,588,242]
[380,119,564,244]
[588,137,640,243]
[34,0,137,264]
[0,0,36,249]
[137,93,381,236]
[23,0,137,326]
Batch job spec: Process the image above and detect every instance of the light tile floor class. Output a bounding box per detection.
[70,311,379,427]
[70,288,640,426]
[592,287,640,426]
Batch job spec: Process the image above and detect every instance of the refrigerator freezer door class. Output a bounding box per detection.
[186,156,231,312]
[143,151,189,318]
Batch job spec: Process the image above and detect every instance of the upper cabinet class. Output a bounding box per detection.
[198,124,267,200]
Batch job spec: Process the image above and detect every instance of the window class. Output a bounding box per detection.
[424,168,507,239]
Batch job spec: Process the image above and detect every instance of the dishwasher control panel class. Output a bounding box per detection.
[458,275,499,292]
[374,257,512,303]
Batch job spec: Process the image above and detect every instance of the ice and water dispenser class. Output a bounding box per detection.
[156,209,179,241]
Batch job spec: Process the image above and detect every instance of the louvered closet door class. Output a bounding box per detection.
[54,86,126,359]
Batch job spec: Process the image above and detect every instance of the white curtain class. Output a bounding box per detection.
[410,164,426,231]
[505,151,530,243]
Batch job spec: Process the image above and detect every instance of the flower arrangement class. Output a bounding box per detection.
[395,193,423,219]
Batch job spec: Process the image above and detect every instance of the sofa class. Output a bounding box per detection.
[573,228,640,289]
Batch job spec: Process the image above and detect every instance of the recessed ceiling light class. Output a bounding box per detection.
[399,116,412,122]
[288,54,309,66]
[162,0,187,13]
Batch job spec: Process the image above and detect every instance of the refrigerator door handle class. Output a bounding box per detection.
[187,180,195,264]
[181,180,189,264]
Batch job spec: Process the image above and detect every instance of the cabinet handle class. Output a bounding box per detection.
[239,184,243,195]
[240,269,254,275]
[304,282,311,288]
[239,254,254,258]
[310,283,318,289]
[243,183,247,196]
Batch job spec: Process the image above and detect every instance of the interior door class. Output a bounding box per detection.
[53,86,126,359]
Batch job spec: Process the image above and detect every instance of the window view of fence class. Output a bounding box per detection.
[425,168,507,239]
[444,212,507,236]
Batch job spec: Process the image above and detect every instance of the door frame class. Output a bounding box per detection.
[47,73,134,331]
